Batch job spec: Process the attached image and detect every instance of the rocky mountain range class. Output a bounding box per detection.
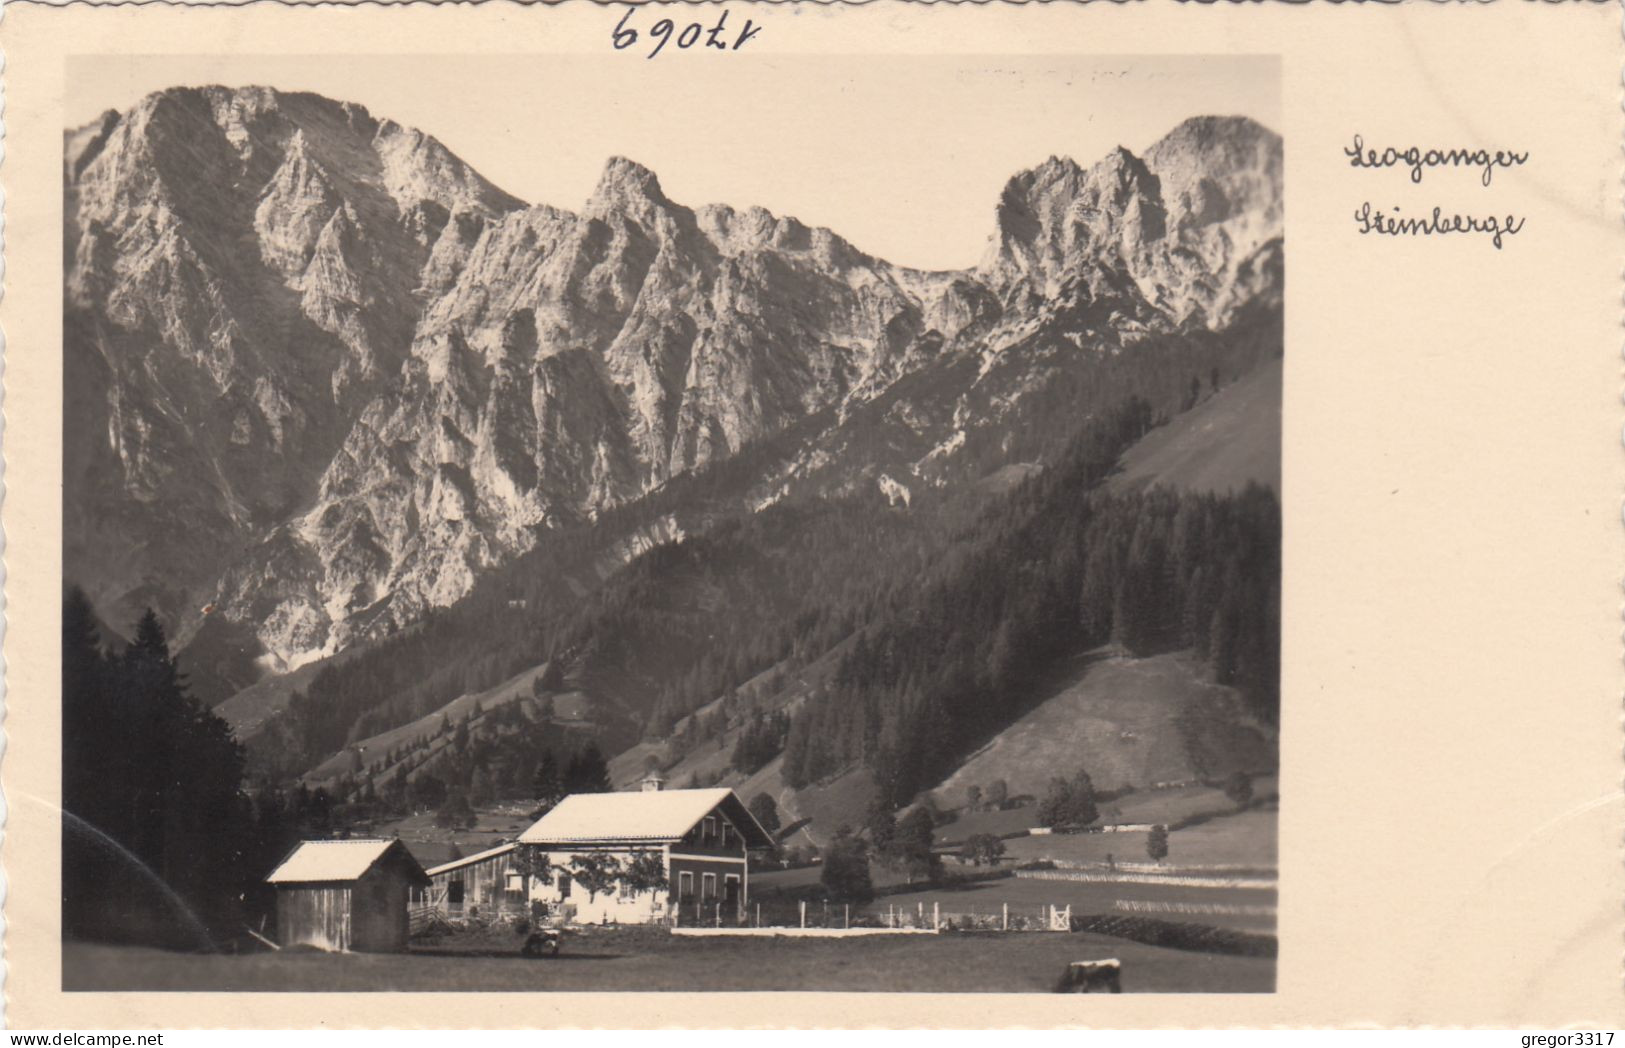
[64,86,1282,694]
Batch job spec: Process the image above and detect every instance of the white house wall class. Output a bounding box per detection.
[527,846,673,926]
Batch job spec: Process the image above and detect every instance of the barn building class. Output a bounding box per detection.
[265,838,429,952]
[418,842,526,917]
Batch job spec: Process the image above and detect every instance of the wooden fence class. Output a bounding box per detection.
[1111,899,1276,918]
[1014,869,1276,890]
[881,902,1074,932]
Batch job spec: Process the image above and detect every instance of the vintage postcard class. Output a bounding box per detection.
[1,0,1620,1029]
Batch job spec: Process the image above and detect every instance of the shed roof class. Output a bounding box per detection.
[265,838,430,886]
[424,842,517,878]
[518,788,774,849]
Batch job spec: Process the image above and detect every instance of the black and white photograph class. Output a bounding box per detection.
[60,53,1282,994]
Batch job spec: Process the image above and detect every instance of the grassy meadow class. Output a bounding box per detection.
[64,925,1273,993]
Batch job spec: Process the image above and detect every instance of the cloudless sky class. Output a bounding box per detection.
[71,54,1278,272]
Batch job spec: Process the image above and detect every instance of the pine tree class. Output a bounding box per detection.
[1037,777,1071,829]
[532,751,564,806]
[748,792,782,836]
[820,827,873,904]
[564,742,611,794]
[864,798,897,853]
[470,766,495,807]
[62,595,249,944]
[892,808,939,883]
[1223,771,1254,810]
[1147,824,1170,864]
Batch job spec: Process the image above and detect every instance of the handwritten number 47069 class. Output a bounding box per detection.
[613,7,762,59]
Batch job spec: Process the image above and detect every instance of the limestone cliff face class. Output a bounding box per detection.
[982,115,1283,329]
[65,87,519,654]
[64,87,1282,678]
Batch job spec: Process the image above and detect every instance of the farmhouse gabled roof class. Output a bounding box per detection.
[265,838,430,886]
[424,842,517,878]
[518,787,774,849]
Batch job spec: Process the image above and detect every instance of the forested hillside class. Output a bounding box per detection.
[780,404,1280,806]
[243,309,1279,794]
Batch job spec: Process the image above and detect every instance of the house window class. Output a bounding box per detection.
[702,872,717,901]
[558,873,572,899]
[722,823,733,848]
[724,874,741,906]
[448,878,465,907]
[505,871,524,897]
[678,871,694,900]
[704,816,717,841]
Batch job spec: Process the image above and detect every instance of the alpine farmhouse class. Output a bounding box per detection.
[413,781,775,927]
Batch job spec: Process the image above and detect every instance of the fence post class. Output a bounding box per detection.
[800,900,806,929]
[1003,903,1008,931]
[755,902,761,928]
[933,902,939,930]
[715,902,720,927]
[845,904,850,929]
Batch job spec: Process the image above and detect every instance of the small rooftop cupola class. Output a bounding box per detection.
[641,772,666,792]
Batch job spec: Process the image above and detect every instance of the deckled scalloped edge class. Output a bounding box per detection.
[1,0,1615,9]
[0,0,1614,1029]
[0,1,12,1028]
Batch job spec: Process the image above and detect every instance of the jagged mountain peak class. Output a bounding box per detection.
[1023,153,1088,184]
[1148,114,1280,159]
[64,108,122,182]
[983,145,1153,289]
[598,154,662,188]
[71,84,524,221]
[1143,113,1282,266]
[980,118,1279,321]
[196,84,379,133]
[586,155,671,216]
[1093,144,1156,183]
[63,94,1283,685]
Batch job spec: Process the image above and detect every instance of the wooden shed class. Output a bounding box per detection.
[265,839,430,953]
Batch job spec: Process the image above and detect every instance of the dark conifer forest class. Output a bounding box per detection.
[779,411,1280,806]
[62,591,256,943]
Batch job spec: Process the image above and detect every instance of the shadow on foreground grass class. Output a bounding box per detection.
[64,930,1274,993]
[409,947,624,962]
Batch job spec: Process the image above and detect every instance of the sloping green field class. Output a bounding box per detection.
[930,651,1273,806]
[1000,807,1278,871]
[1111,356,1281,496]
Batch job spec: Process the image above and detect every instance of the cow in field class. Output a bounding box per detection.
[1055,959,1122,993]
